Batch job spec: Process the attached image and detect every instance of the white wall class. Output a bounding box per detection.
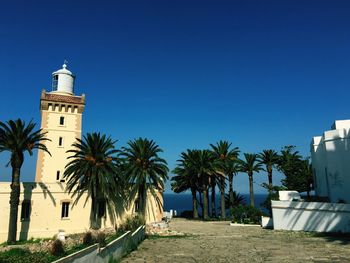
[311,120,350,203]
[272,200,350,233]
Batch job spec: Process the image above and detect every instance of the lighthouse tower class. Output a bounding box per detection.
[35,63,85,183]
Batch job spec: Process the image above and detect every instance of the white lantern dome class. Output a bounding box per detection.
[51,62,75,95]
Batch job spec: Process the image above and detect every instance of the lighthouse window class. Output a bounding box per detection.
[52,75,58,91]
[59,116,65,125]
[59,137,63,146]
[61,202,70,218]
[56,171,60,181]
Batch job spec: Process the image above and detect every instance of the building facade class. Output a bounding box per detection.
[0,64,163,242]
[311,120,350,203]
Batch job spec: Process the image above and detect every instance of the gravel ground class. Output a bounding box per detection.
[122,218,350,263]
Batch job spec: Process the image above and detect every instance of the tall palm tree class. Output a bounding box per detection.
[0,119,50,244]
[258,149,279,193]
[192,149,216,219]
[240,153,262,207]
[119,138,168,219]
[171,150,200,219]
[210,141,240,218]
[64,132,122,229]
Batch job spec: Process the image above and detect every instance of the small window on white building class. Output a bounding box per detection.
[21,201,31,221]
[59,137,63,147]
[59,116,65,125]
[61,202,70,218]
[56,171,60,181]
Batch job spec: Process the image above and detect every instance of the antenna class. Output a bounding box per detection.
[63,59,69,68]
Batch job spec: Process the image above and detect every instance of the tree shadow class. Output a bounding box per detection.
[19,182,56,241]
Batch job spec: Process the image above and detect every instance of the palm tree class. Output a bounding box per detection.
[171,150,200,219]
[190,149,217,219]
[240,153,262,207]
[119,138,168,219]
[64,132,122,229]
[0,119,50,244]
[258,150,279,193]
[210,141,240,218]
[224,192,246,209]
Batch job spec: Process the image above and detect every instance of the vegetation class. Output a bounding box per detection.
[0,248,56,263]
[50,239,65,256]
[277,146,314,196]
[0,119,50,244]
[240,153,262,207]
[64,132,123,229]
[231,205,262,224]
[171,150,202,219]
[258,149,279,193]
[119,138,168,218]
[210,140,240,218]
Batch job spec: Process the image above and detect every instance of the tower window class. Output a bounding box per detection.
[59,137,63,146]
[21,201,31,221]
[61,202,70,218]
[52,75,58,91]
[56,171,60,181]
[59,116,65,125]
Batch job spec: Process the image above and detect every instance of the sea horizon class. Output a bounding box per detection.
[164,193,268,215]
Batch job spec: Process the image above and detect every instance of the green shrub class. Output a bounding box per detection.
[82,231,94,245]
[120,215,145,232]
[0,248,56,263]
[50,239,65,256]
[231,205,262,224]
[97,232,106,247]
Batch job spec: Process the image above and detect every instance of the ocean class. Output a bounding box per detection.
[164,193,268,215]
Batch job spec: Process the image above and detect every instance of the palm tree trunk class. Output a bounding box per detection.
[206,189,210,217]
[211,181,216,217]
[228,174,234,210]
[268,166,273,193]
[220,177,226,219]
[203,188,209,219]
[90,197,99,229]
[249,173,255,207]
[199,192,203,216]
[7,166,21,244]
[191,188,198,219]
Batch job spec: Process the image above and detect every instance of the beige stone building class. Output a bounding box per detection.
[0,64,163,242]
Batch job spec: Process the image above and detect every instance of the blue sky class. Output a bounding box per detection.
[0,1,350,194]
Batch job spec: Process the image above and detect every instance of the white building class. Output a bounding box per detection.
[311,120,350,203]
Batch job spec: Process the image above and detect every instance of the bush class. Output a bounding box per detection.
[82,232,94,246]
[231,205,262,224]
[120,215,145,232]
[50,239,65,257]
[0,248,55,263]
[97,232,106,247]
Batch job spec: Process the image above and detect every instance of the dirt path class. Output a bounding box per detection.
[122,218,350,262]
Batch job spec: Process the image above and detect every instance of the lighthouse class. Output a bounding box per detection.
[35,63,85,183]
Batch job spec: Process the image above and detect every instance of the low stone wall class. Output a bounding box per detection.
[272,200,350,233]
[53,226,145,263]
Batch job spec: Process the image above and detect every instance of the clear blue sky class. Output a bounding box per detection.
[0,0,350,194]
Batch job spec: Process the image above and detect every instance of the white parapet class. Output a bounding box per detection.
[272,200,350,233]
[278,191,301,201]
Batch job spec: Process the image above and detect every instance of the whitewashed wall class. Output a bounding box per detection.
[311,120,350,203]
[272,201,350,233]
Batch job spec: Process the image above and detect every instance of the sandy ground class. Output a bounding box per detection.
[122,218,350,263]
